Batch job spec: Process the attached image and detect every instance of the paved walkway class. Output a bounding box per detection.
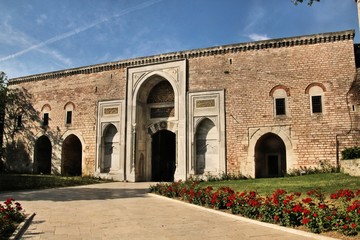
[1,182,335,240]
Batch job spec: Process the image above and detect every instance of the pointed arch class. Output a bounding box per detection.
[254,133,286,178]
[100,124,119,173]
[61,134,82,176]
[34,135,52,174]
[195,118,218,175]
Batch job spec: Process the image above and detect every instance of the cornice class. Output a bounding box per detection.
[9,29,355,85]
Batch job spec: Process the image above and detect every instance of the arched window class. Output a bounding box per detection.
[14,108,24,129]
[270,85,290,117]
[305,83,326,115]
[41,104,51,127]
[64,102,75,126]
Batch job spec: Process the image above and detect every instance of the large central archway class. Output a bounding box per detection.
[126,60,187,182]
[151,130,176,181]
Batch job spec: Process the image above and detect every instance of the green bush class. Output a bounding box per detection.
[341,147,360,160]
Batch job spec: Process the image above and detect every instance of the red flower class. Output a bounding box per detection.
[283,209,291,214]
[302,198,312,204]
[302,217,310,224]
[318,204,326,209]
[330,193,338,199]
[4,198,14,205]
[351,223,357,229]
[226,202,233,208]
[292,204,303,213]
[303,209,310,215]
[275,189,286,195]
[283,199,290,205]
[274,215,279,222]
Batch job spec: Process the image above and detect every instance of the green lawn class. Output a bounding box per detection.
[199,173,360,196]
[0,174,112,191]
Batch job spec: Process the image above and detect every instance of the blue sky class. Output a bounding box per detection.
[0,0,359,79]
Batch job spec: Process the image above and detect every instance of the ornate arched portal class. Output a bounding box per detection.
[126,60,187,182]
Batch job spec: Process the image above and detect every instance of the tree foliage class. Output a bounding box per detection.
[0,72,44,173]
[292,0,320,6]
[0,72,7,171]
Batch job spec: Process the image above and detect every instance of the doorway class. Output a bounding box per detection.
[255,133,286,178]
[61,134,82,176]
[151,130,176,181]
[34,135,52,174]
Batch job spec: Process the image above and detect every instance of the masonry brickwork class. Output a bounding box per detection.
[4,29,360,180]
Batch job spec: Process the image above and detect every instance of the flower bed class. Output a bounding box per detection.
[0,198,25,239]
[149,180,360,236]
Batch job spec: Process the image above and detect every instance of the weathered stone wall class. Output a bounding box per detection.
[341,159,360,176]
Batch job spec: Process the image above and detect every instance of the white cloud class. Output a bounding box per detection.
[0,20,72,67]
[248,33,270,41]
[36,14,48,25]
[0,0,163,64]
[244,5,266,32]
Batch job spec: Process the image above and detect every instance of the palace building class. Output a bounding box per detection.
[4,29,360,181]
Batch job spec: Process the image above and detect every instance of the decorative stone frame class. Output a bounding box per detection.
[188,90,226,178]
[95,100,125,181]
[245,126,296,178]
[126,60,187,182]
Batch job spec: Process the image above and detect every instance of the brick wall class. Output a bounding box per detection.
[7,69,126,174]
[187,39,357,173]
[5,30,359,177]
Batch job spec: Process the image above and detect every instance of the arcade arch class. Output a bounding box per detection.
[61,134,82,176]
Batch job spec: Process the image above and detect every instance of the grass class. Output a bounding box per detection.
[198,173,360,196]
[0,174,112,191]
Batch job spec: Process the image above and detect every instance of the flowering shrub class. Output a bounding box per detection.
[150,180,360,236]
[0,198,25,239]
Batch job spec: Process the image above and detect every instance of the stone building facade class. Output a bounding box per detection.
[4,29,360,181]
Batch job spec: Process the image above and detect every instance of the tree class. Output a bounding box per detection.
[292,0,320,6]
[0,72,44,173]
[0,72,7,171]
